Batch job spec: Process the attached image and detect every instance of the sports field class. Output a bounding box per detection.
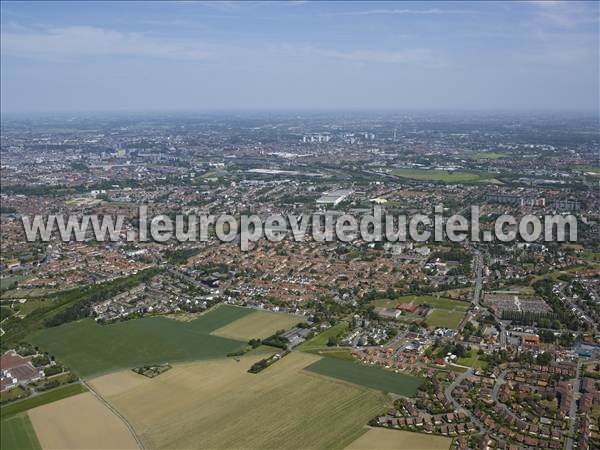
[392,168,486,183]
[31,305,252,378]
[426,309,466,329]
[346,428,451,450]
[28,392,138,449]
[305,357,424,397]
[0,414,41,450]
[373,295,469,311]
[90,351,391,450]
[373,295,468,329]
[211,309,302,341]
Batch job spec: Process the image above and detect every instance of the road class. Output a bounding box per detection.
[471,250,483,309]
[491,369,520,422]
[564,361,582,450]
[470,249,507,347]
[444,368,485,434]
[458,249,484,333]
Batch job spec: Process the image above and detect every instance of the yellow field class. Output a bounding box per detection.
[90,351,391,450]
[28,392,138,450]
[210,309,302,340]
[346,428,451,450]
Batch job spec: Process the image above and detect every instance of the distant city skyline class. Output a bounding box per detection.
[1,1,598,113]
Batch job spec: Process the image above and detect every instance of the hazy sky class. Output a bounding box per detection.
[1,1,598,113]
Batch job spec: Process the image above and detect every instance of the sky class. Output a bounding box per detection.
[1,1,598,113]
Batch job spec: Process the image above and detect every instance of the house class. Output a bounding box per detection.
[0,350,44,391]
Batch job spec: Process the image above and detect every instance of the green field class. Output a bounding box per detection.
[305,357,424,397]
[425,310,466,329]
[31,305,252,378]
[456,352,488,369]
[472,152,507,160]
[392,168,487,183]
[297,322,349,351]
[373,295,469,311]
[313,349,356,361]
[0,385,29,404]
[0,275,25,291]
[0,384,87,418]
[572,165,600,174]
[0,305,14,319]
[1,414,41,450]
[373,295,468,329]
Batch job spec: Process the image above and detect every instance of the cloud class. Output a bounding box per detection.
[315,47,443,67]
[329,8,470,17]
[1,26,213,61]
[531,1,599,29]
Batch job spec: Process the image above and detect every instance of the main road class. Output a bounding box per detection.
[458,249,484,333]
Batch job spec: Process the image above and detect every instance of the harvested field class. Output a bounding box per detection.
[31,305,250,378]
[211,309,302,341]
[305,357,423,397]
[28,392,138,450]
[91,351,391,450]
[346,428,451,450]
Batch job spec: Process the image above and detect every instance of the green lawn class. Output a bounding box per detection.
[0,384,87,418]
[305,357,424,397]
[1,414,41,450]
[472,152,507,160]
[392,168,486,183]
[31,305,252,378]
[0,275,25,291]
[572,165,600,174]
[425,310,466,329]
[0,305,14,320]
[297,322,349,351]
[374,295,468,330]
[0,386,29,404]
[373,295,469,311]
[456,352,488,369]
[304,349,356,361]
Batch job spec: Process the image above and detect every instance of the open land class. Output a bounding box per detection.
[0,414,41,450]
[345,428,451,450]
[0,384,88,418]
[298,322,349,351]
[305,357,424,397]
[211,309,302,341]
[373,295,469,311]
[90,351,391,450]
[30,305,252,378]
[373,295,468,329]
[426,309,466,329]
[28,392,138,450]
[392,168,488,183]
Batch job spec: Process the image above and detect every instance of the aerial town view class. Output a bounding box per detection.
[0,1,598,450]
